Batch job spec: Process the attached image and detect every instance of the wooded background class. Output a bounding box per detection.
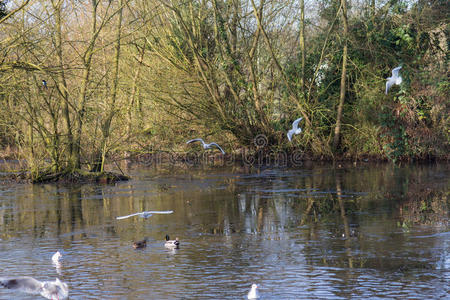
[0,0,448,175]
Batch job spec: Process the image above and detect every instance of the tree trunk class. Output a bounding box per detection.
[333,0,348,150]
[249,0,311,127]
[73,0,100,169]
[299,0,306,96]
[52,0,74,169]
[92,0,124,172]
[126,46,145,155]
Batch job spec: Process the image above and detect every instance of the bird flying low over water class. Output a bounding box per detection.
[287,117,303,142]
[0,276,69,300]
[385,66,402,94]
[186,138,225,154]
[116,210,174,220]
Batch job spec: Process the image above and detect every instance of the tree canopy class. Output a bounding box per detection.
[0,0,448,176]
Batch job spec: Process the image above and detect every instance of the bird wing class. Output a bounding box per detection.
[287,130,293,142]
[41,279,69,300]
[0,277,42,294]
[145,210,174,214]
[117,210,173,219]
[392,66,402,77]
[116,212,142,220]
[208,143,225,154]
[292,117,303,130]
[186,138,204,145]
[385,78,393,94]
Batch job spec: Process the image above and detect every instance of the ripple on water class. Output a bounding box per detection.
[0,165,448,299]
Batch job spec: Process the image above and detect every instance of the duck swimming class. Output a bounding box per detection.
[164,235,180,249]
[133,239,147,249]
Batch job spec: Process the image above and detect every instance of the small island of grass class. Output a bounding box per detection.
[31,169,130,184]
[0,168,129,184]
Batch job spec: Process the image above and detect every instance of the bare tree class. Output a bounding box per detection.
[299,0,306,96]
[92,0,126,172]
[0,0,30,25]
[333,0,348,150]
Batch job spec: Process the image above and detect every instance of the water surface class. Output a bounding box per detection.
[0,163,448,299]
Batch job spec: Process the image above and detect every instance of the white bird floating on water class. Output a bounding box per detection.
[51,251,61,264]
[116,210,174,220]
[52,251,62,275]
[385,66,402,94]
[287,117,303,142]
[0,276,68,300]
[247,283,260,299]
[186,138,225,154]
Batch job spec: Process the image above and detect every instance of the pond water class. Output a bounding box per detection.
[0,162,448,299]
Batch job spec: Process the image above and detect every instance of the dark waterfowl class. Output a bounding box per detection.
[133,239,147,249]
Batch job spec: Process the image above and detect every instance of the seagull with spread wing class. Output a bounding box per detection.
[0,276,68,299]
[287,117,303,142]
[385,66,402,94]
[116,210,174,220]
[186,138,225,154]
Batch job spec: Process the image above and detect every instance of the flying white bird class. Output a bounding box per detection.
[385,66,402,94]
[116,210,174,220]
[186,138,225,154]
[247,284,260,299]
[287,117,303,142]
[0,276,68,300]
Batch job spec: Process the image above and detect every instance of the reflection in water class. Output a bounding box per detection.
[0,163,448,299]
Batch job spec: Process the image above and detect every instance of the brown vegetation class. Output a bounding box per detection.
[0,0,448,180]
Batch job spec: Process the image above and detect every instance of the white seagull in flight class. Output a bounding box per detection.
[385,66,402,94]
[116,210,174,220]
[287,117,303,142]
[0,276,68,299]
[186,138,225,154]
